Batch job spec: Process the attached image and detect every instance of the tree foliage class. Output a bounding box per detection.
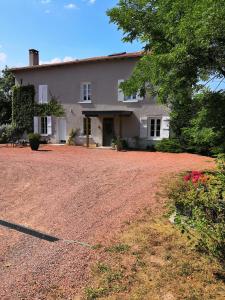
[0,67,15,124]
[182,91,225,155]
[107,0,225,101]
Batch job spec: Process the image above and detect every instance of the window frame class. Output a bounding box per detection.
[147,117,162,140]
[38,85,48,104]
[40,116,48,135]
[83,117,91,136]
[80,82,92,103]
[124,92,138,102]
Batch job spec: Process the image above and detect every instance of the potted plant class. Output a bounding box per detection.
[111,138,117,150]
[28,133,41,151]
[116,138,122,151]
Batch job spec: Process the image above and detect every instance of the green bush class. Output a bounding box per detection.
[67,128,78,145]
[112,138,129,151]
[0,124,23,143]
[155,138,183,153]
[28,133,41,151]
[168,155,225,260]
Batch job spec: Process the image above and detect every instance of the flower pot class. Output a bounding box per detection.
[30,141,40,151]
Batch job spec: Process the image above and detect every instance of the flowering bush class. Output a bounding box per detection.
[168,158,225,261]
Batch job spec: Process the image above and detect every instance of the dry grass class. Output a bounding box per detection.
[83,209,225,300]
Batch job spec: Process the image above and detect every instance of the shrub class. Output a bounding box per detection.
[168,156,225,260]
[0,124,23,143]
[67,128,78,145]
[28,133,41,151]
[155,138,183,153]
[112,138,129,151]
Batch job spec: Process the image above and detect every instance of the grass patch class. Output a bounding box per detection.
[105,243,131,254]
[83,212,225,300]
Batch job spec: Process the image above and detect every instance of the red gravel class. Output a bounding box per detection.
[0,145,214,299]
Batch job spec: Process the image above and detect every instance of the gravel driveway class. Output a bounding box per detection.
[0,145,214,299]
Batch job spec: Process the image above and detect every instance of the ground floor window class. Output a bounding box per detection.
[83,117,91,135]
[40,116,48,135]
[149,118,161,138]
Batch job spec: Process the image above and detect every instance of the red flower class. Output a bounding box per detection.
[183,171,207,185]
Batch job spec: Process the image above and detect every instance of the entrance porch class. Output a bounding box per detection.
[82,110,133,147]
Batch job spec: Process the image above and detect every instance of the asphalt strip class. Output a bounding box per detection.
[0,219,92,248]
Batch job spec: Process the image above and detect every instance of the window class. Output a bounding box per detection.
[40,116,48,135]
[38,85,48,104]
[81,82,92,102]
[124,92,137,101]
[118,79,142,102]
[149,118,161,138]
[83,118,91,135]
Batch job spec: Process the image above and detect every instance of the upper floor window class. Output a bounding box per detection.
[124,93,137,101]
[118,79,142,102]
[38,85,48,104]
[81,82,92,102]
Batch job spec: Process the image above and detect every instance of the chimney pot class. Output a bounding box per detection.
[29,49,39,66]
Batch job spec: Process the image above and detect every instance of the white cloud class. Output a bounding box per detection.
[0,52,7,63]
[41,0,51,4]
[64,3,78,9]
[40,56,75,65]
[82,0,96,4]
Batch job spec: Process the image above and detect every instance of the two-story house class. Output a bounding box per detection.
[11,49,170,148]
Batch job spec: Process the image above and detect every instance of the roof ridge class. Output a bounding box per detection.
[10,51,143,72]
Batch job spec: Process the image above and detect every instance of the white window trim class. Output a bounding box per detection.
[123,99,139,103]
[78,101,92,104]
[80,82,92,103]
[147,116,162,141]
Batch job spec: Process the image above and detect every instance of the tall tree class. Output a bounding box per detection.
[107,0,225,102]
[0,67,15,125]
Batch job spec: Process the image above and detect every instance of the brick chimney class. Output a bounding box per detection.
[29,49,39,66]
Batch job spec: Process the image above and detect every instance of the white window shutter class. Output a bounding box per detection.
[47,116,52,135]
[80,84,83,101]
[140,117,148,138]
[38,85,43,103]
[34,117,39,133]
[161,116,170,139]
[118,79,124,102]
[38,85,48,103]
[42,85,48,103]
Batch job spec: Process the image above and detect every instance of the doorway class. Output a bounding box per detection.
[58,118,67,143]
[103,118,114,146]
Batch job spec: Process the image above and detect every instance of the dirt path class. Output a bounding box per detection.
[0,145,214,299]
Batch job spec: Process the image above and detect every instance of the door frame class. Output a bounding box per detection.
[57,117,67,143]
[102,117,114,146]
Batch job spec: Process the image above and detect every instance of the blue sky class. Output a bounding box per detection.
[0,0,141,69]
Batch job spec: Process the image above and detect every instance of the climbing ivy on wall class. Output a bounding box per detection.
[35,96,65,117]
[12,85,35,132]
[12,85,65,133]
